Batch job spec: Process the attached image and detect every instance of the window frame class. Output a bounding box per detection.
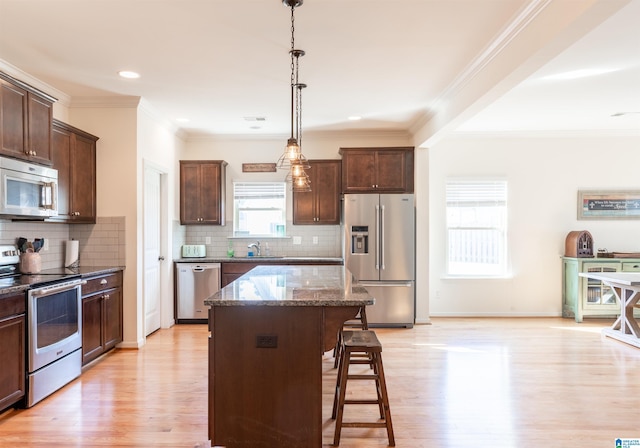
[445,179,508,278]
[232,181,287,238]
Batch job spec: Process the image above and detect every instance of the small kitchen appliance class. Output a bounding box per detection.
[182,244,206,258]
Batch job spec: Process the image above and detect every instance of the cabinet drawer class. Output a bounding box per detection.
[0,292,25,320]
[82,271,123,295]
[622,262,640,272]
[221,263,259,274]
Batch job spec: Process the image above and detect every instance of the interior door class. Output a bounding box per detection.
[143,165,162,335]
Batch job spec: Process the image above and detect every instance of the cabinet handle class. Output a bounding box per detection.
[104,294,110,300]
[100,279,108,285]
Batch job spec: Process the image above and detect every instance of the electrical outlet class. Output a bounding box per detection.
[312,236,318,245]
[256,334,278,348]
[205,236,211,244]
[293,236,302,245]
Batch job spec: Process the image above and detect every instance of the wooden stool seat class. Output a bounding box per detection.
[332,330,395,446]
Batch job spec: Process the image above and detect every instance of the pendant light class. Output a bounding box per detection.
[277,0,311,192]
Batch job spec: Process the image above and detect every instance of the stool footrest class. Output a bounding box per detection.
[344,399,382,405]
[341,422,389,429]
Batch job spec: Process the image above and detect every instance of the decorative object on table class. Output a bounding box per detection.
[275,0,311,192]
[65,240,80,269]
[578,190,640,220]
[564,230,594,258]
[17,236,45,274]
[242,163,277,173]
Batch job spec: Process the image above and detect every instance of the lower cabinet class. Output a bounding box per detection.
[562,257,640,322]
[82,271,123,365]
[221,263,259,287]
[0,292,26,411]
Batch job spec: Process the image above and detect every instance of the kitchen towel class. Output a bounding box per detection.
[65,240,79,268]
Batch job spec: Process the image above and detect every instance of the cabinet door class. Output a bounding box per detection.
[0,80,28,159]
[314,160,341,224]
[27,93,53,164]
[103,287,123,351]
[70,133,97,222]
[180,161,226,225]
[82,294,104,365]
[199,162,223,224]
[293,160,340,225]
[0,314,25,411]
[375,150,408,192]
[582,263,619,308]
[341,151,376,193]
[51,125,72,220]
[180,162,202,224]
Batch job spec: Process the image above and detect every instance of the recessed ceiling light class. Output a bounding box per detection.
[118,70,140,79]
[348,116,362,121]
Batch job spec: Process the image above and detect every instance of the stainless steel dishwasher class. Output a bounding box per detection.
[176,263,220,323]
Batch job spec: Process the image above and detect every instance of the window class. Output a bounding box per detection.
[446,180,507,277]
[233,182,286,237]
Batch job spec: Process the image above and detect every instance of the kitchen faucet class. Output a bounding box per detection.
[247,241,261,256]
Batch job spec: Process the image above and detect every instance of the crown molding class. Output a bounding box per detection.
[69,96,141,109]
[0,59,71,106]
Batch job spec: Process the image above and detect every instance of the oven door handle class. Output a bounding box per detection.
[30,279,86,297]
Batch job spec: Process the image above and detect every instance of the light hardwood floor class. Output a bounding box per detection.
[1,317,639,447]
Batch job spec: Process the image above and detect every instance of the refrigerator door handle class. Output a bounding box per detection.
[380,204,385,270]
[358,281,413,287]
[375,204,380,270]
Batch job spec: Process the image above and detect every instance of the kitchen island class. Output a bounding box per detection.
[205,265,374,448]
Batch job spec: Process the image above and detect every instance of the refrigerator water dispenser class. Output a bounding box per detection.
[351,226,369,254]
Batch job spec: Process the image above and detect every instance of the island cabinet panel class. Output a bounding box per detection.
[293,159,341,225]
[51,120,98,223]
[340,146,414,193]
[81,271,123,365]
[0,292,26,411]
[209,306,323,447]
[180,160,227,225]
[0,73,54,165]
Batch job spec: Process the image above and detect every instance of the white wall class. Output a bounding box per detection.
[137,102,184,329]
[427,133,640,316]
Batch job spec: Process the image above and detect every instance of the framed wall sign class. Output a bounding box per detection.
[578,190,640,220]
[242,163,277,173]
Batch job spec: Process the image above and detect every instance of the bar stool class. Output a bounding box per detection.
[332,330,395,446]
[333,306,368,368]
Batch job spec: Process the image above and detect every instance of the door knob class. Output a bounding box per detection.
[158,256,165,261]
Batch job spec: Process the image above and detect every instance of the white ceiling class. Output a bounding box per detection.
[0,0,638,143]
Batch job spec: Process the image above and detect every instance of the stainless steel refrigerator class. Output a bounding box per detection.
[343,193,415,327]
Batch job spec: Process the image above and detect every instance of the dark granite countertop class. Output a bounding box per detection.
[205,265,373,307]
[0,266,124,296]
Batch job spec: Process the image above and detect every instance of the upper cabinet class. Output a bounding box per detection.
[0,72,55,165]
[51,120,99,223]
[293,159,341,225]
[180,160,227,225]
[339,147,414,193]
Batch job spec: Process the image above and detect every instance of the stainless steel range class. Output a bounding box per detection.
[0,245,84,407]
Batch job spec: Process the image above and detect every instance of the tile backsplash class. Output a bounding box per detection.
[0,216,126,268]
[178,220,342,259]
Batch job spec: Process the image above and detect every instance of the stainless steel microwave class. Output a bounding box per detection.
[0,157,58,218]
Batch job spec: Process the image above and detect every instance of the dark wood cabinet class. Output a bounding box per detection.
[82,271,123,365]
[180,160,227,225]
[51,120,98,223]
[340,147,414,193]
[0,72,54,165]
[293,159,341,225]
[0,292,26,411]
